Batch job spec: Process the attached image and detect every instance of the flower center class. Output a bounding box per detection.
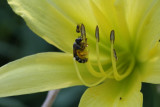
[73,24,135,87]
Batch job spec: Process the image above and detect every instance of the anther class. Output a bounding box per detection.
[113,49,118,61]
[120,97,122,100]
[95,25,99,42]
[81,24,86,36]
[110,30,115,43]
[76,24,81,33]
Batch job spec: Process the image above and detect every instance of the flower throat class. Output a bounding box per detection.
[73,24,135,87]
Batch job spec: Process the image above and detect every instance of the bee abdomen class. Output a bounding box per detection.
[74,56,88,63]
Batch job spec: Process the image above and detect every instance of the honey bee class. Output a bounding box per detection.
[73,24,88,63]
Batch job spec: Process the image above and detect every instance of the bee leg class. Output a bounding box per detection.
[73,43,81,50]
[74,56,79,60]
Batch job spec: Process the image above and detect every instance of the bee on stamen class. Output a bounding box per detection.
[73,24,88,63]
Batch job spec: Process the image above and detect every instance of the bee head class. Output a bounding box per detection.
[75,38,82,44]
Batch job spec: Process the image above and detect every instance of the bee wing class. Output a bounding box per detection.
[81,24,86,42]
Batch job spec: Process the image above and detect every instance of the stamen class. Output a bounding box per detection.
[110,30,115,44]
[75,24,104,77]
[81,24,87,44]
[84,26,114,79]
[81,24,86,37]
[83,25,106,77]
[95,26,107,76]
[110,30,135,81]
[95,25,99,42]
[73,24,115,87]
[73,58,108,87]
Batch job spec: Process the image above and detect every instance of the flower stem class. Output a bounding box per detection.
[41,90,60,107]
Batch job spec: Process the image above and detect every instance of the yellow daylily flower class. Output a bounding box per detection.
[1,0,160,106]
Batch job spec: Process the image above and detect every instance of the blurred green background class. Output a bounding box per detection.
[0,0,160,107]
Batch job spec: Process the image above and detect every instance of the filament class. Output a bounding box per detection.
[85,61,104,77]
[111,44,135,81]
[73,58,108,87]
[95,26,108,76]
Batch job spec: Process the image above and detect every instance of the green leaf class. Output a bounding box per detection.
[0,98,26,107]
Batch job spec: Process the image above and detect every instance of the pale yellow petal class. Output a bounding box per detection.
[7,0,100,54]
[0,52,94,97]
[140,49,160,83]
[79,71,142,107]
[134,0,160,61]
[90,0,131,51]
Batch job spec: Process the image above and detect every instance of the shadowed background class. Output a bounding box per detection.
[0,0,160,107]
